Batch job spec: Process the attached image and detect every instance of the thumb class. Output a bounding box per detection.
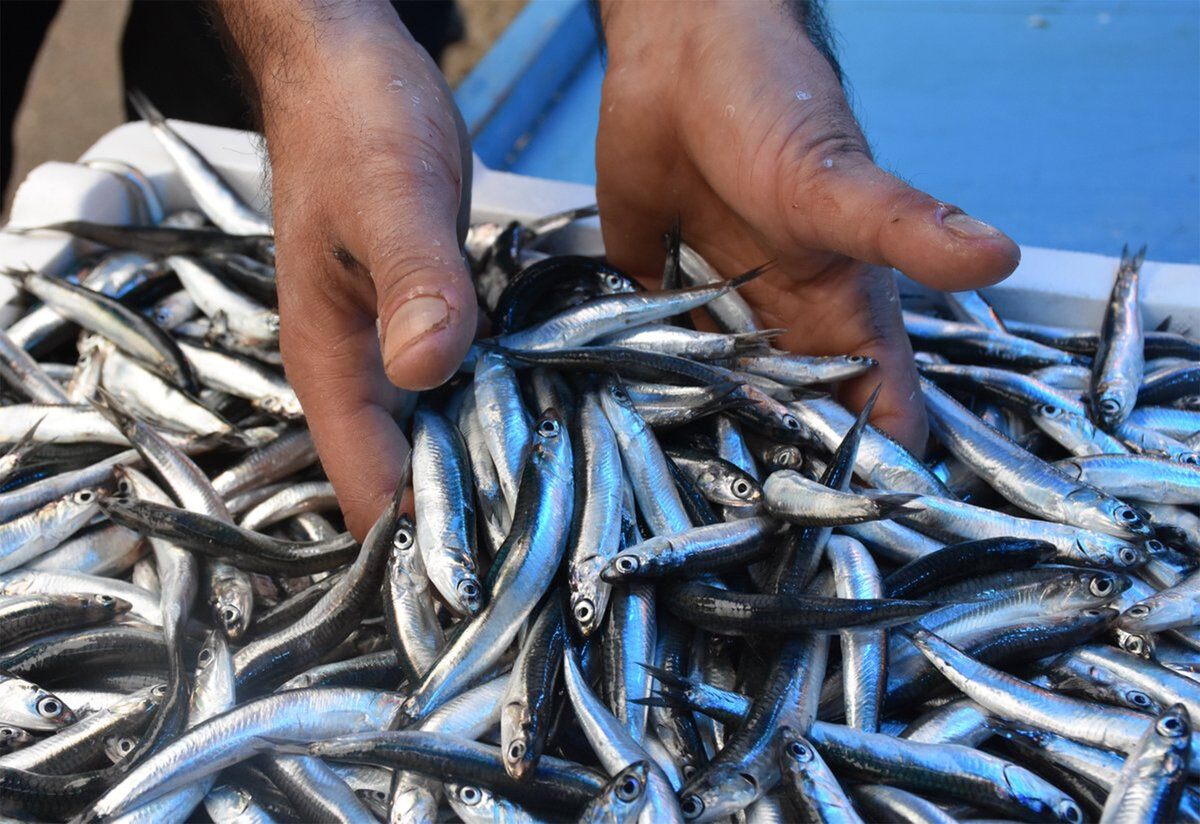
[786,153,1021,292]
[371,218,478,391]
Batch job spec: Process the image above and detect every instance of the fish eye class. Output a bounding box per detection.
[538,418,560,437]
[1040,404,1060,417]
[605,274,624,290]
[198,647,213,666]
[117,478,133,495]
[97,594,115,606]
[220,605,242,627]
[1061,802,1083,824]
[1089,577,1113,597]
[507,741,526,761]
[682,765,697,780]
[1157,715,1186,736]
[1099,397,1121,416]
[615,555,640,575]
[848,355,865,363]
[681,795,705,820]
[118,737,134,754]
[782,415,801,431]
[574,599,594,624]
[458,786,483,806]
[458,580,481,603]
[1084,608,1105,617]
[1116,507,1139,523]
[1127,691,1153,708]
[1181,453,1200,466]
[1144,539,1165,553]
[1122,635,1146,655]
[786,740,813,761]
[76,490,94,504]
[37,697,63,718]
[616,775,643,802]
[393,528,414,550]
[1127,604,1151,618]
[152,684,168,698]
[1118,547,1140,566]
[266,315,281,333]
[610,385,630,404]
[731,479,753,499]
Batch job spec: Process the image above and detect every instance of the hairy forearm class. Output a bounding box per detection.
[212,0,405,129]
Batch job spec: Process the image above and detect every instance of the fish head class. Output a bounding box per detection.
[679,764,761,822]
[595,761,651,821]
[727,474,762,505]
[1001,763,1083,824]
[1155,704,1192,751]
[0,679,76,731]
[446,783,500,822]
[389,785,437,824]
[568,557,608,636]
[211,593,250,640]
[1115,628,1155,659]
[103,734,138,764]
[0,725,33,752]
[1091,389,1130,429]
[602,550,645,583]
[499,701,535,780]
[777,727,819,779]
[454,573,484,616]
[1073,533,1144,569]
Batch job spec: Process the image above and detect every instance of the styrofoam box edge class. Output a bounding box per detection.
[3,120,1198,332]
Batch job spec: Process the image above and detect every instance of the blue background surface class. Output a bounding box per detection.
[455,0,1200,263]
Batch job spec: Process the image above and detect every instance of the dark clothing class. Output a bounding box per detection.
[1,0,463,194]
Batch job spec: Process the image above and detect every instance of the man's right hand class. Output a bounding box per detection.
[217,0,477,539]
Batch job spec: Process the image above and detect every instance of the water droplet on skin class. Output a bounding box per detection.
[823,158,834,168]
[387,79,405,92]
[432,239,441,247]
[411,95,421,105]
[723,105,735,119]
[795,90,811,101]
[421,159,432,173]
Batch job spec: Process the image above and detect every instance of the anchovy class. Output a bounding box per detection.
[1092,245,1146,428]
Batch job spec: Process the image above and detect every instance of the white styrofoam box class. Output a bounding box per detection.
[3,120,1198,332]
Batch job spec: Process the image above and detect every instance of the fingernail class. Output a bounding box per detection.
[942,211,1003,240]
[384,295,449,363]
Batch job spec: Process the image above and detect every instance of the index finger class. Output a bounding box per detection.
[278,272,412,542]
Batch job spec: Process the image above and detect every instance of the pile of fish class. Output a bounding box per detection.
[0,101,1198,824]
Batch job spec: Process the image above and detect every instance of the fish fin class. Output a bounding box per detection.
[635,662,694,691]
[724,262,773,291]
[1,415,47,463]
[630,695,677,710]
[661,217,682,292]
[127,90,166,125]
[1131,244,1148,271]
[731,329,784,353]
[872,491,923,516]
[1155,315,1173,332]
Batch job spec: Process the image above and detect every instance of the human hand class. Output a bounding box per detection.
[217,0,476,539]
[595,0,1021,454]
